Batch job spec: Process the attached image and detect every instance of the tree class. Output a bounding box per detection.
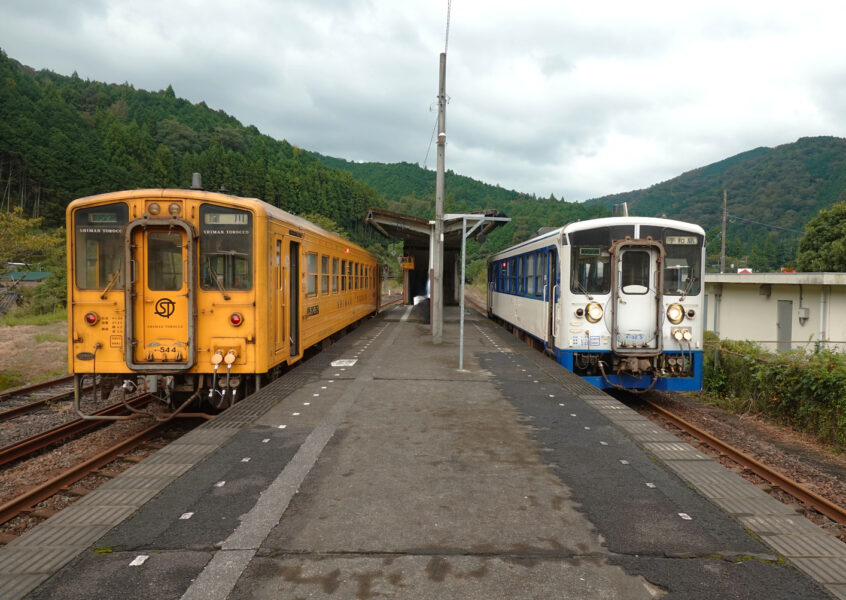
[794,201,846,271]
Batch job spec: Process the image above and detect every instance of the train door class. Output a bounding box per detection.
[125,221,195,369]
[547,248,558,349]
[611,242,662,354]
[289,241,300,357]
[274,238,285,355]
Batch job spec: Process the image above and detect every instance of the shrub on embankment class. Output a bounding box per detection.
[703,332,846,450]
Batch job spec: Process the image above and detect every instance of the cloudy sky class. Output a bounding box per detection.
[2,0,845,201]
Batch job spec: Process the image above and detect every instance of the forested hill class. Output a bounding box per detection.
[312,156,605,249]
[0,51,382,243]
[584,136,846,270]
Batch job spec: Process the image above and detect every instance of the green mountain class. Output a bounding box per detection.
[584,136,846,270]
[0,50,382,245]
[3,48,846,275]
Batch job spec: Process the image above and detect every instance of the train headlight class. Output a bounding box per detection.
[168,203,181,217]
[148,203,161,215]
[230,312,244,327]
[84,311,100,326]
[667,303,684,324]
[585,302,603,323]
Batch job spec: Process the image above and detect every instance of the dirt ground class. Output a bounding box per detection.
[0,322,68,390]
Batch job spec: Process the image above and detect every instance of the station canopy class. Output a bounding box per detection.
[364,208,507,249]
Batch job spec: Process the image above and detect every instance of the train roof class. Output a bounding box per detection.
[67,188,370,254]
[490,216,705,258]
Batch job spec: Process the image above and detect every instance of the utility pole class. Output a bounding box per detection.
[432,52,446,344]
[720,189,727,274]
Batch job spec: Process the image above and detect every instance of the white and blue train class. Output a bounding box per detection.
[487,216,705,392]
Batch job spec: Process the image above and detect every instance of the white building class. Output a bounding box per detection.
[704,273,846,352]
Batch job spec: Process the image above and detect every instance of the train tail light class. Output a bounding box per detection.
[230,312,244,327]
[667,303,684,324]
[84,312,100,326]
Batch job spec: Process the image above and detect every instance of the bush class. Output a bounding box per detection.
[703,334,846,449]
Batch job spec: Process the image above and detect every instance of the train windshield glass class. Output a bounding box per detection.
[199,205,253,290]
[663,230,702,296]
[571,247,611,295]
[74,203,128,290]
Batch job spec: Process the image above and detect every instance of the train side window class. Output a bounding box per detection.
[147,232,183,291]
[535,252,546,297]
[306,252,318,296]
[341,260,347,291]
[332,258,339,292]
[621,250,650,294]
[354,263,359,290]
[73,203,128,290]
[321,255,330,295]
[526,253,535,296]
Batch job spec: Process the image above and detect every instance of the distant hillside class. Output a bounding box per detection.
[4,47,846,273]
[585,136,846,270]
[312,156,605,250]
[0,50,382,246]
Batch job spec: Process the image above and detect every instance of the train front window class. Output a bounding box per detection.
[147,232,183,290]
[663,232,702,296]
[74,203,128,290]
[200,205,253,291]
[621,250,651,294]
[571,247,611,295]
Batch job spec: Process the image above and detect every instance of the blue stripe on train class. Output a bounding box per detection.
[556,350,704,392]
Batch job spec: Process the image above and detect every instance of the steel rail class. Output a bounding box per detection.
[644,399,846,526]
[0,396,153,467]
[0,419,170,526]
[0,392,75,423]
[0,374,73,403]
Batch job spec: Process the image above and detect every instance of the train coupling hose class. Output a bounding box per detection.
[210,350,224,398]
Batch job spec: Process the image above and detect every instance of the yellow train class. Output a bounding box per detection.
[67,181,380,417]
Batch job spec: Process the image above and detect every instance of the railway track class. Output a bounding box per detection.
[0,395,154,468]
[0,375,78,423]
[641,397,846,526]
[0,419,172,527]
[0,374,74,403]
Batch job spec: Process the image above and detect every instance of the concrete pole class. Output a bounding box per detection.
[432,52,446,343]
[720,189,727,274]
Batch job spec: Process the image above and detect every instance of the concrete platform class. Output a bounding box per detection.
[2,304,845,599]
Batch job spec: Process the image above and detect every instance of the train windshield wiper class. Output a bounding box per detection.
[207,261,231,301]
[100,268,122,299]
[575,278,594,301]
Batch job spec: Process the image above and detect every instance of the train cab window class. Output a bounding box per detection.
[663,231,702,296]
[321,256,330,294]
[535,251,546,297]
[73,203,128,290]
[620,250,651,294]
[332,258,339,293]
[199,205,252,291]
[147,232,183,290]
[306,252,318,296]
[571,247,611,296]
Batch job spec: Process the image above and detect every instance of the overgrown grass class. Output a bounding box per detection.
[703,332,846,451]
[0,307,67,327]
[0,371,23,391]
[35,332,67,343]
